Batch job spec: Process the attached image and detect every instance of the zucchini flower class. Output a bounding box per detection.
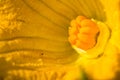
[0,0,120,80]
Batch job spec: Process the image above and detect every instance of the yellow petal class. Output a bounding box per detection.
[0,0,110,79]
[101,0,120,49]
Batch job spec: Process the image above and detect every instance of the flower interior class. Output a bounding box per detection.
[68,16,111,59]
[69,16,99,50]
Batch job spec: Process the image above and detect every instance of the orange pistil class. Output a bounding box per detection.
[68,16,99,50]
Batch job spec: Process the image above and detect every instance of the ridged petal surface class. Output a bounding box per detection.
[1,0,119,80]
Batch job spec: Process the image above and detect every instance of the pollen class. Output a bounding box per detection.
[68,16,100,50]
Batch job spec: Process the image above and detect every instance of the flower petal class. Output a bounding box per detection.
[0,0,107,63]
[100,0,120,49]
[0,0,109,79]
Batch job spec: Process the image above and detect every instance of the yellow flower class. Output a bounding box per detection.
[0,0,120,80]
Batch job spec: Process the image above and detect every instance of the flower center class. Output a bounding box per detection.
[68,16,100,50]
[68,16,110,58]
